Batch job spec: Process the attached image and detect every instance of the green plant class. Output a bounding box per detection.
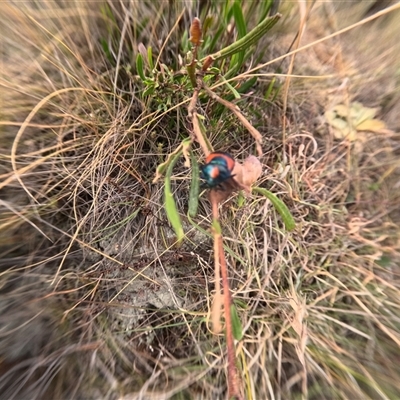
[1,1,400,400]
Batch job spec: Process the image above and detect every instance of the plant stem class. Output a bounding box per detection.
[210,191,243,400]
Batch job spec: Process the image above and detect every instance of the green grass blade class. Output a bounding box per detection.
[136,53,146,81]
[237,76,257,93]
[256,0,274,24]
[230,304,243,341]
[188,151,199,218]
[253,187,295,231]
[143,83,155,97]
[271,79,282,102]
[147,46,154,70]
[202,15,213,39]
[225,76,258,102]
[186,62,197,89]
[100,38,113,63]
[225,0,247,78]
[207,25,226,55]
[231,0,247,39]
[222,0,231,21]
[165,151,184,244]
[264,77,276,99]
[221,76,241,99]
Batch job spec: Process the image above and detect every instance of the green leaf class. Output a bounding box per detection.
[271,80,282,102]
[223,0,232,21]
[154,139,190,182]
[208,25,225,54]
[202,15,213,38]
[237,76,257,93]
[165,151,185,244]
[204,13,281,63]
[225,1,247,78]
[136,53,146,81]
[180,30,189,53]
[143,84,155,97]
[237,191,245,207]
[225,76,258,102]
[256,0,274,24]
[221,76,241,99]
[188,151,199,218]
[147,46,154,70]
[376,255,391,268]
[100,38,113,63]
[233,298,248,309]
[230,304,243,341]
[253,187,296,231]
[264,77,276,99]
[186,62,197,89]
[368,182,380,191]
[232,0,247,38]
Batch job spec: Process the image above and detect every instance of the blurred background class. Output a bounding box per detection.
[1,1,399,399]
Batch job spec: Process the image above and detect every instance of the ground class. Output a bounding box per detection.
[1,1,400,399]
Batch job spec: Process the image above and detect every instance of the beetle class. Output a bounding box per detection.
[200,151,235,188]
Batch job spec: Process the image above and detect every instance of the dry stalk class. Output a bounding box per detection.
[281,0,310,159]
[211,201,223,333]
[188,77,210,156]
[202,84,263,157]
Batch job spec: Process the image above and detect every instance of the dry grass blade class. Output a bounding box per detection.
[1,1,400,399]
[202,84,263,156]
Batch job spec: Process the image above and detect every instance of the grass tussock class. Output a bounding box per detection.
[1,1,400,399]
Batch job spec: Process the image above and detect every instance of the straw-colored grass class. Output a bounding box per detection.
[1,1,399,399]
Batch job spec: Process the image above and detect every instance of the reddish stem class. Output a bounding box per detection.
[210,191,242,400]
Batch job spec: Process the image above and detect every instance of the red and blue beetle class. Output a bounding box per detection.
[200,151,235,188]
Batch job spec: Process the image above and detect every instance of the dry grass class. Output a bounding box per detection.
[1,1,400,399]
